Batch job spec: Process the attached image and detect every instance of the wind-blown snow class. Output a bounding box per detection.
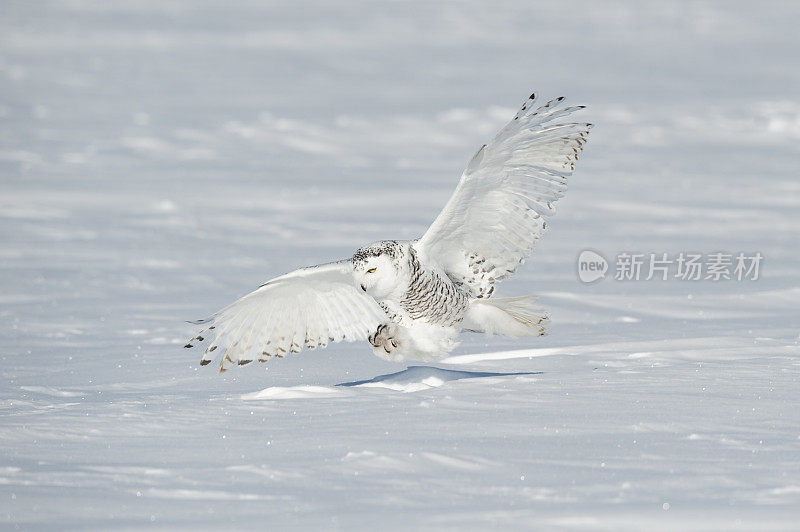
[1,1,799,530]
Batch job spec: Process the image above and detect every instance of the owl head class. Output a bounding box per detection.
[352,240,408,299]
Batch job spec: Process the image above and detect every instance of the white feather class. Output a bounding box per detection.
[418,94,591,298]
[194,261,386,371]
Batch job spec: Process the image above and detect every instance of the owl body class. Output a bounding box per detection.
[353,240,470,361]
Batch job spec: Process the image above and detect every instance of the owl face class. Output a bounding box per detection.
[353,253,400,299]
[352,241,406,299]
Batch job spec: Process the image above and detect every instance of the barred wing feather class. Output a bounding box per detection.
[186,261,387,372]
[418,94,591,298]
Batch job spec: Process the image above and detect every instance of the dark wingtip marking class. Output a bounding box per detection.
[184,343,194,349]
[557,96,565,101]
[238,360,252,366]
[200,359,211,366]
[529,92,536,99]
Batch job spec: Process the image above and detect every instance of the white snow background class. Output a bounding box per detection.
[1,1,799,529]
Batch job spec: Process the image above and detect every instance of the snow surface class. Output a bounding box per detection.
[1,1,799,529]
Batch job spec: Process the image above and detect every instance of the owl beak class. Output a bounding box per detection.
[360,284,367,292]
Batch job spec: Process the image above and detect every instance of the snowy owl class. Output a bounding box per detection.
[187,93,591,372]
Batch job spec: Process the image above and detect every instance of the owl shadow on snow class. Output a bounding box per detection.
[337,365,542,389]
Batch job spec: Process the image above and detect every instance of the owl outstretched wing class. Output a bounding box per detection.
[186,261,387,372]
[417,94,591,298]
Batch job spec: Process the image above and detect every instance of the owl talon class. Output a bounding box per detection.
[371,322,401,353]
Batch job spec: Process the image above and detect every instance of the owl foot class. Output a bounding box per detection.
[369,323,401,354]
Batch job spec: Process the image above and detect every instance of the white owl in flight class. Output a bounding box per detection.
[187,92,591,372]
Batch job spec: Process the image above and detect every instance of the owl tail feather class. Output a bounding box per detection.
[462,295,548,338]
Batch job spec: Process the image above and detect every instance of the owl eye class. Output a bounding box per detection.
[367,268,377,273]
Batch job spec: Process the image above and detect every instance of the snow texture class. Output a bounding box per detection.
[1,1,799,530]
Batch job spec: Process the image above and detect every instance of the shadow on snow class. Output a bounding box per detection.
[337,365,542,389]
